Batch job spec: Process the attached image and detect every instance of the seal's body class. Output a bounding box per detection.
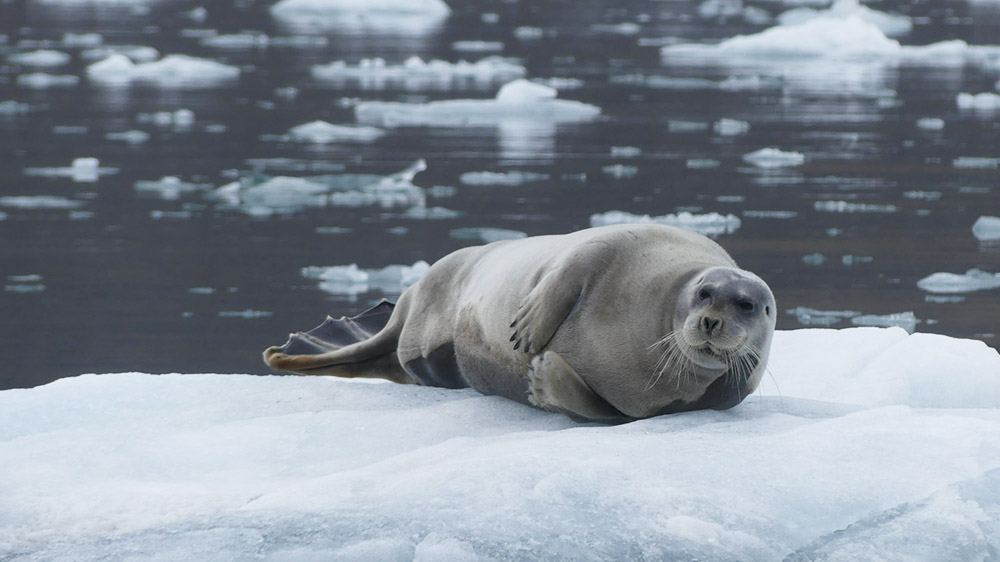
[265,224,776,422]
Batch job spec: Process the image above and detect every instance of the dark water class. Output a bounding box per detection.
[1,0,998,390]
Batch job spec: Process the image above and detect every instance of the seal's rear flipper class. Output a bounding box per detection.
[264,300,415,384]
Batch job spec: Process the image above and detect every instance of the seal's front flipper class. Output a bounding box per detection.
[510,268,582,355]
[263,300,415,384]
[527,351,628,423]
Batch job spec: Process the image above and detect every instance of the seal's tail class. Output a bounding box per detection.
[262,300,414,383]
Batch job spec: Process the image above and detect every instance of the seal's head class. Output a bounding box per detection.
[673,266,776,371]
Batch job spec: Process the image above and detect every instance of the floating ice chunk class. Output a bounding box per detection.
[0,196,85,209]
[312,56,526,90]
[135,177,212,200]
[952,157,999,169]
[302,261,430,296]
[851,311,919,333]
[902,190,941,201]
[700,0,743,19]
[8,49,71,67]
[778,0,912,37]
[973,216,1000,241]
[917,269,1000,294]
[81,45,160,62]
[287,121,385,143]
[590,22,641,35]
[714,118,750,136]
[450,228,527,243]
[742,147,805,168]
[403,206,463,219]
[459,170,549,186]
[0,100,31,115]
[201,33,269,49]
[590,211,741,237]
[356,79,600,128]
[212,160,427,215]
[138,109,196,128]
[4,282,45,293]
[744,210,797,219]
[62,32,102,48]
[916,117,945,131]
[610,146,641,158]
[602,164,638,178]
[686,159,721,169]
[22,158,116,183]
[271,0,450,18]
[451,40,503,53]
[957,92,1000,111]
[105,130,151,144]
[16,73,79,89]
[786,306,861,327]
[814,200,897,213]
[219,309,273,319]
[87,54,240,88]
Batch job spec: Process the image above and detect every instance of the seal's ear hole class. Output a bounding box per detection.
[764,306,771,316]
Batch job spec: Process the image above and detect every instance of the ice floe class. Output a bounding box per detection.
[16,73,79,89]
[0,101,31,115]
[4,274,45,294]
[957,92,1000,112]
[917,269,1000,294]
[813,200,898,213]
[355,79,600,128]
[8,49,71,67]
[786,306,861,327]
[86,54,240,88]
[778,0,912,36]
[270,0,450,33]
[311,56,526,90]
[953,157,999,169]
[450,227,527,243]
[973,216,1000,241]
[134,177,212,200]
[662,13,999,66]
[301,261,430,297]
[0,195,86,210]
[590,211,741,237]
[3,328,1000,560]
[451,40,504,53]
[714,118,750,136]
[209,160,427,216]
[460,171,549,186]
[916,117,945,131]
[80,45,159,63]
[218,310,273,319]
[105,130,151,144]
[742,147,805,168]
[286,121,385,144]
[200,33,270,50]
[22,157,116,182]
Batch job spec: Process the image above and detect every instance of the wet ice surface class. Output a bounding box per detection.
[0,0,997,392]
[2,328,1000,561]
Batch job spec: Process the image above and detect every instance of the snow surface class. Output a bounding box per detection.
[2,328,1000,560]
[355,79,601,128]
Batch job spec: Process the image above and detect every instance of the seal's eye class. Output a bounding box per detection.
[738,300,755,313]
[698,288,711,301]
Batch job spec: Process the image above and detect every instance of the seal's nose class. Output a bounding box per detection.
[702,316,721,335]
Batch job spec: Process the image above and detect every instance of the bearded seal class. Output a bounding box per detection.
[263,224,776,423]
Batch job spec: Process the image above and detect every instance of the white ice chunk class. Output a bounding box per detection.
[271,0,450,17]
[201,33,270,49]
[87,54,240,88]
[449,227,527,243]
[355,79,600,128]
[80,45,160,62]
[916,117,945,131]
[311,56,526,89]
[917,269,1000,294]
[851,311,919,333]
[713,118,750,136]
[287,121,385,143]
[778,0,912,37]
[16,73,78,89]
[742,147,805,168]
[590,211,741,237]
[8,49,71,67]
[105,130,151,144]
[460,170,549,186]
[953,157,999,169]
[22,158,116,183]
[61,32,102,47]
[972,216,1000,241]
[786,306,861,327]
[301,261,430,296]
[219,309,273,319]
[814,200,898,213]
[957,92,1000,111]
[0,101,31,115]
[135,177,212,200]
[451,40,504,53]
[0,195,85,209]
